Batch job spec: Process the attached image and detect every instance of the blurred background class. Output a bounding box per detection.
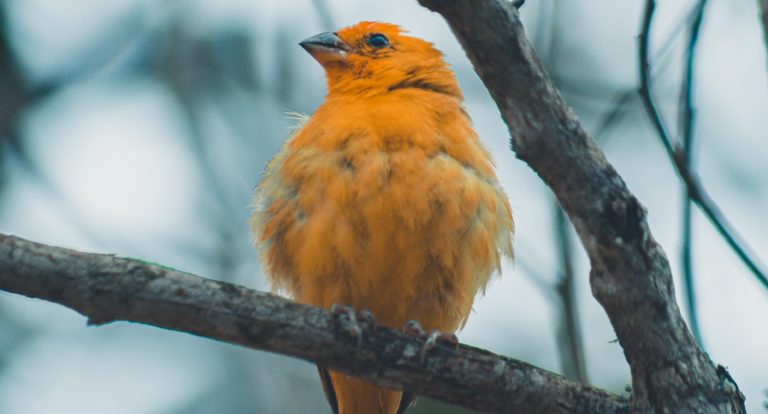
[0,0,766,412]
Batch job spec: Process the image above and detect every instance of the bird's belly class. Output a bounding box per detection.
[265,147,506,331]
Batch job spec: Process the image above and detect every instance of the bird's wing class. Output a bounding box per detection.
[396,392,416,414]
[317,365,415,414]
[317,365,339,414]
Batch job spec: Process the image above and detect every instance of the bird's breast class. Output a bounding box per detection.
[253,98,512,330]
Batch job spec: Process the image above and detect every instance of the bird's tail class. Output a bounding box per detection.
[317,366,414,414]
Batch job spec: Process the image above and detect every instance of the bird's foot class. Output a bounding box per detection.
[330,304,363,349]
[403,320,460,363]
[420,331,460,362]
[437,332,460,348]
[403,320,425,337]
[419,330,441,362]
[357,309,377,332]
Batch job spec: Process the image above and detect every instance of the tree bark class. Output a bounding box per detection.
[0,233,627,414]
[0,1,751,412]
[416,0,745,412]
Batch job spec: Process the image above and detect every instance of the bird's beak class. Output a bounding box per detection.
[299,32,351,64]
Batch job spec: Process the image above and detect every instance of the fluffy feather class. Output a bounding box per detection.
[250,21,513,414]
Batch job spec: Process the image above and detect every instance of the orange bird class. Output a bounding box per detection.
[250,22,514,414]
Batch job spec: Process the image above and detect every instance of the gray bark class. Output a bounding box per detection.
[0,233,627,414]
[416,0,745,412]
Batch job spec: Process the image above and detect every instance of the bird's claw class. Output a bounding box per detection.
[419,330,440,362]
[419,330,459,362]
[330,304,363,349]
[403,320,426,337]
[418,331,459,362]
[437,332,460,348]
[357,309,378,332]
[403,321,460,363]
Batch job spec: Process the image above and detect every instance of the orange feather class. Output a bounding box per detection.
[251,21,514,414]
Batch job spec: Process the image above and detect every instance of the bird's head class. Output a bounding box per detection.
[299,21,461,98]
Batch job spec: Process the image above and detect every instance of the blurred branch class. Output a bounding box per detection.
[764,389,768,411]
[513,252,557,300]
[518,223,589,384]
[0,233,629,414]
[593,2,702,141]
[0,2,143,127]
[639,0,768,292]
[29,7,144,99]
[146,22,265,275]
[528,7,589,383]
[592,91,634,141]
[678,0,708,347]
[0,4,41,174]
[0,0,145,205]
[759,0,768,57]
[310,0,335,31]
[553,205,588,384]
[417,0,745,411]
[153,23,243,217]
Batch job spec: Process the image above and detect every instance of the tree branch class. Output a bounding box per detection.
[638,0,768,292]
[0,233,627,414]
[593,1,702,142]
[759,0,768,58]
[678,0,708,348]
[417,0,745,412]
[554,204,588,384]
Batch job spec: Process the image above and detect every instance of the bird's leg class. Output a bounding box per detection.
[357,309,377,332]
[403,320,425,337]
[330,304,363,349]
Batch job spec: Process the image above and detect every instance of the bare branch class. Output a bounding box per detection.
[678,0,708,347]
[638,0,768,291]
[554,205,588,384]
[593,1,701,141]
[0,233,628,414]
[417,0,745,411]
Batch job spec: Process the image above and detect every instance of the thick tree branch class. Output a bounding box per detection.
[0,233,627,414]
[417,0,745,412]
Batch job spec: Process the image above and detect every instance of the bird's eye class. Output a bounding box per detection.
[367,33,389,48]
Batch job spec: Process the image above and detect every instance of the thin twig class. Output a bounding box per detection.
[592,92,633,141]
[593,1,702,140]
[534,8,589,378]
[638,0,768,291]
[554,204,588,383]
[514,252,558,301]
[678,0,708,347]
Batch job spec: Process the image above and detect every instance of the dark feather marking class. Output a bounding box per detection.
[387,78,456,96]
